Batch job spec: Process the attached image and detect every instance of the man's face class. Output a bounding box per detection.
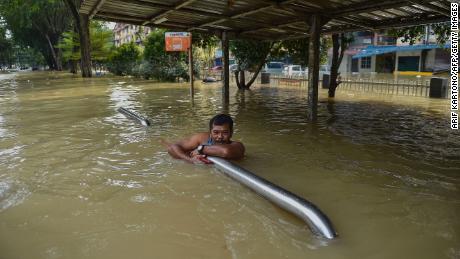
[210,123,232,144]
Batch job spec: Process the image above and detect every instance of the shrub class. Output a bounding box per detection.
[107,42,140,76]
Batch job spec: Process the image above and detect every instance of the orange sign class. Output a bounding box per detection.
[165,32,191,52]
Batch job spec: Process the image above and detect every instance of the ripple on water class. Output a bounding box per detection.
[0,180,30,212]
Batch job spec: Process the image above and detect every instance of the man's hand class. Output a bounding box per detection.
[189,150,212,164]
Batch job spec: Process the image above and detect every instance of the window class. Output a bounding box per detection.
[361,57,371,69]
[267,62,283,69]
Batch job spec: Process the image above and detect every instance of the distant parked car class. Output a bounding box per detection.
[262,61,284,75]
[283,65,307,76]
[211,65,222,71]
[229,64,238,72]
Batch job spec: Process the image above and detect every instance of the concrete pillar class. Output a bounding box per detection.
[307,14,322,121]
[222,31,230,106]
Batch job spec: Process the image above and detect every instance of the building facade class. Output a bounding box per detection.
[113,23,152,47]
[334,27,450,76]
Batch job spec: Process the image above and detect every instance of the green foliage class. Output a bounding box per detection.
[0,0,72,67]
[389,23,450,45]
[57,21,113,64]
[389,26,425,45]
[90,22,114,62]
[230,39,273,71]
[276,38,309,66]
[320,36,332,65]
[107,42,140,76]
[431,23,450,45]
[193,32,219,75]
[192,32,219,49]
[0,22,13,66]
[142,29,189,81]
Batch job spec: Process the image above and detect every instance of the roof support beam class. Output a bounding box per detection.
[322,14,448,34]
[143,0,197,25]
[240,19,306,35]
[191,0,297,30]
[328,0,433,17]
[333,17,374,30]
[97,11,189,28]
[118,0,224,19]
[408,1,450,16]
[89,0,106,19]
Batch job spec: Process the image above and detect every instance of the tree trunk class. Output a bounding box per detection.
[44,34,62,71]
[328,34,340,98]
[328,33,347,98]
[239,70,245,89]
[70,25,79,74]
[64,0,92,77]
[240,42,274,90]
[243,61,265,89]
[79,13,92,77]
[235,70,242,89]
[43,52,55,70]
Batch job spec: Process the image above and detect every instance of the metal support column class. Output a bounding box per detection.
[222,31,230,106]
[307,14,322,121]
[188,36,194,99]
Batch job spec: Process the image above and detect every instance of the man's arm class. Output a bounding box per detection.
[200,142,245,160]
[167,133,207,163]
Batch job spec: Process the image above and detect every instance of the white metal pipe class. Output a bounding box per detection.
[207,156,337,240]
[118,107,151,126]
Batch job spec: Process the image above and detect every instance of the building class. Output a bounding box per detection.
[113,23,152,47]
[334,27,450,76]
[335,31,397,75]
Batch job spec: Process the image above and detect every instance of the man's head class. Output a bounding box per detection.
[209,114,233,144]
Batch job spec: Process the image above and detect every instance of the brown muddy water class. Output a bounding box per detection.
[0,71,459,259]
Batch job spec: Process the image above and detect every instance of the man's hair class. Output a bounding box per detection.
[209,114,233,132]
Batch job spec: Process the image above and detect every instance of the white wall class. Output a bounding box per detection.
[338,55,351,73]
[424,49,436,71]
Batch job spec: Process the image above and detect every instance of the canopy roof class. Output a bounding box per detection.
[80,0,451,40]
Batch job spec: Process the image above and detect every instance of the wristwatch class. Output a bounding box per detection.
[197,145,205,154]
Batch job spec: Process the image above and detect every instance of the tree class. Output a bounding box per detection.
[229,36,331,90]
[107,42,140,76]
[0,21,13,67]
[57,21,113,73]
[142,29,189,81]
[192,32,219,77]
[0,0,72,70]
[230,39,274,90]
[388,22,450,45]
[277,37,309,67]
[63,0,92,77]
[328,33,353,98]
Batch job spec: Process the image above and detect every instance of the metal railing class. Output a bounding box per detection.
[338,77,431,97]
[268,74,432,97]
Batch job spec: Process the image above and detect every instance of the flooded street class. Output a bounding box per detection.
[0,71,459,259]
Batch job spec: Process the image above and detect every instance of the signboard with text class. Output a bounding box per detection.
[165,32,191,52]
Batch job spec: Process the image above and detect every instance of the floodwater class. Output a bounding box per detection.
[0,71,459,259]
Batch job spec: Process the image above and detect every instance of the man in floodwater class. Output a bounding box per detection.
[167,114,245,163]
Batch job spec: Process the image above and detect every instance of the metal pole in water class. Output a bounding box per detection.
[207,156,338,240]
[118,107,151,126]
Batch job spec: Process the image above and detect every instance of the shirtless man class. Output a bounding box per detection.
[167,114,245,163]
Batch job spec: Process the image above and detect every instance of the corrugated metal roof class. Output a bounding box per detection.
[80,0,451,40]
